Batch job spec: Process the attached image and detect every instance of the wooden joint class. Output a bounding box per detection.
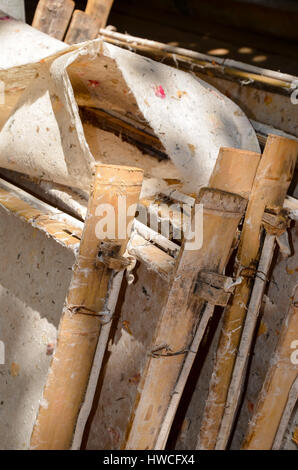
[96,240,131,271]
[193,271,237,307]
[262,208,290,236]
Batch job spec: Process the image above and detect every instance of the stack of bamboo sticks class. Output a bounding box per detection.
[6,134,293,450]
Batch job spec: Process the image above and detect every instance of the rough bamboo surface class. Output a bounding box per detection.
[65,10,99,44]
[98,29,295,93]
[272,377,298,450]
[30,164,143,450]
[32,0,75,40]
[125,187,247,449]
[85,147,261,451]
[86,0,114,28]
[198,135,298,450]
[243,286,298,450]
[0,180,81,251]
[154,147,260,449]
[216,233,276,449]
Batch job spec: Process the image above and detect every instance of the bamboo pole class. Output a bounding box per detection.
[125,187,246,450]
[155,303,215,450]
[30,164,143,450]
[65,0,114,44]
[32,0,75,40]
[216,233,276,449]
[208,148,261,199]
[98,29,295,94]
[71,269,124,449]
[198,135,298,450]
[153,147,260,449]
[242,287,298,450]
[0,179,82,251]
[123,146,260,449]
[86,0,114,28]
[272,376,298,449]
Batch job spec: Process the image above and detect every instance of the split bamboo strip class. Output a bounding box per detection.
[133,219,180,259]
[0,176,173,285]
[242,287,298,450]
[65,10,99,45]
[198,135,298,450]
[30,164,143,450]
[0,180,82,250]
[125,187,247,449]
[99,29,295,94]
[128,232,175,281]
[153,147,260,449]
[272,376,298,449]
[155,304,215,450]
[86,0,114,28]
[72,269,124,449]
[32,0,75,40]
[216,233,276,449]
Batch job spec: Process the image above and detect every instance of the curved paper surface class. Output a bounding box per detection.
[0,15,260,191]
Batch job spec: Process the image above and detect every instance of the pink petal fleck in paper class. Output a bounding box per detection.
[88,80,100,88]
[154,85,166,99]
[0,16,11,21]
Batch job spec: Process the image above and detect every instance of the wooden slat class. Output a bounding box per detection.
[152,147,260,449]
[0,181,82,250]
[125,187,246,449]
[86,0,114,28]
[65,10,99,45]
[216,233,276,449]
[32,0,75,40]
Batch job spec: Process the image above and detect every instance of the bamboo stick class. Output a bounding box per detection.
[124,188,246,450]
[215,233,276,449]
[65,10,99,45]
[153,147,260,449]
[32,0,75,40]
[242,287,298,450]
[72,269,124,449]
[272,376,298,449]
[0,179,82,250]
[128,231,176,281]
[125,187,246,450]
[155,303,215,450]
[30,164,143,450]
[98,29,295,94]
[0,174,174,286]
[198,135,298,450]
[86,0,114,28]
[133,219,180,259]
